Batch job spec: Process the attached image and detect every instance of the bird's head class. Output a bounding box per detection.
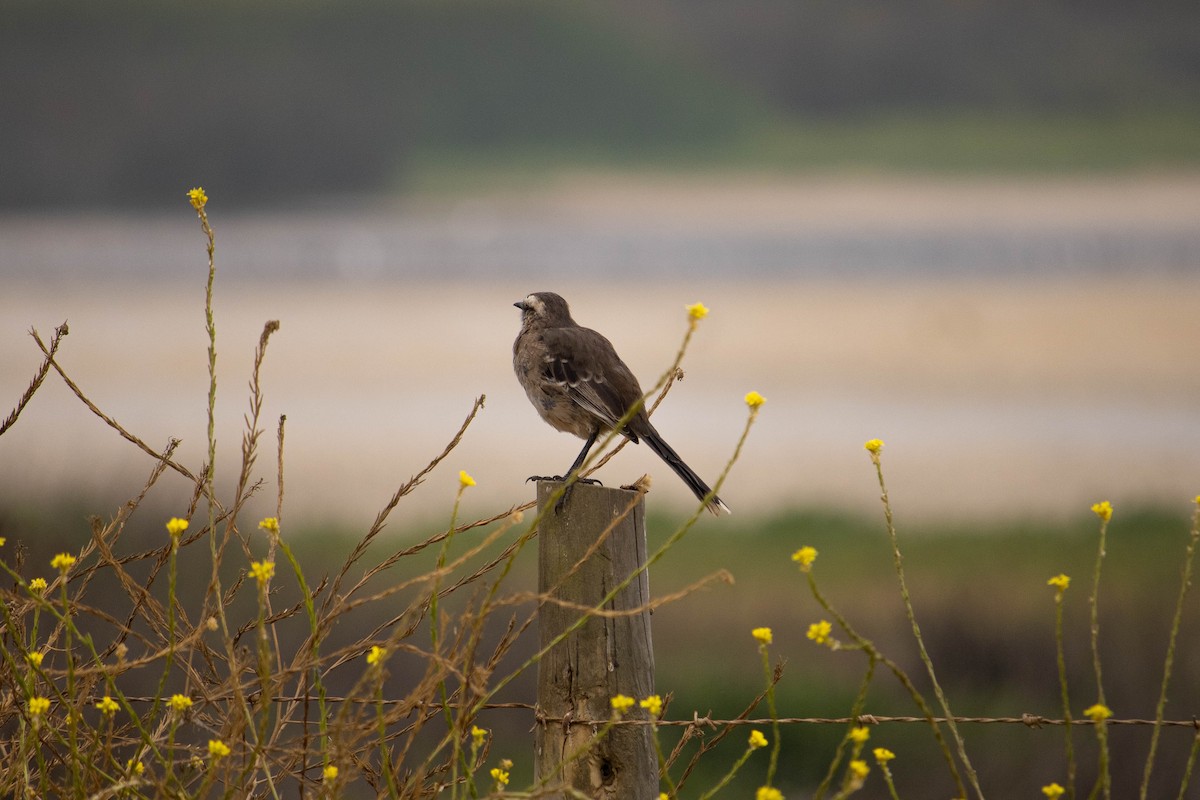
[514,292,573,325]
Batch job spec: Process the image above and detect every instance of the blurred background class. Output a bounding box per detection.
[2,0,1199,796]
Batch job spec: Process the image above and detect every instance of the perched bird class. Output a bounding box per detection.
[512,291,729,515]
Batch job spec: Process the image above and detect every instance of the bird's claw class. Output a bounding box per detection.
[526,475,603,487]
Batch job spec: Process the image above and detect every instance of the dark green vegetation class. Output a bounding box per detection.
[4,0,1199,208]
[3,496,1196,797]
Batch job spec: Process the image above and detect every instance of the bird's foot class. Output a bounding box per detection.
[526,475,603,486]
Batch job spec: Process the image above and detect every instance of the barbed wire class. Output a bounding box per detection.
[106,696,1200,731]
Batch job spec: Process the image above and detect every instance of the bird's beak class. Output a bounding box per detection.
[514,301,528,311]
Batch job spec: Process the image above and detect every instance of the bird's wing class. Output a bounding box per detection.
[539,327,643,439]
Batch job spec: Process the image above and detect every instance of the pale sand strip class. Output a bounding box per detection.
[2,276,1197,523]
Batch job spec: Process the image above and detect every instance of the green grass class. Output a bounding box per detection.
[405,110,1200,196]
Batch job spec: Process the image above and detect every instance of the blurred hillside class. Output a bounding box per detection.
[4,0,1199,208]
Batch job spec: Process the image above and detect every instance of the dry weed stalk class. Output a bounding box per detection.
[0,191,735,799]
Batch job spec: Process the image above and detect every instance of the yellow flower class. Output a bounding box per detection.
[27,651,44,668]
[864,438,884,454]
[744,391,766,409]
[51,552,77,573]
[29,577,47,592]
[1194,494,1200,506]
[873,747,895,763]
[258,517,280,534]
[28,696,50,717]
[686,302,709,320]
[0,537,6,546]
[1047,573,1071,592]
[1084,703,1112,722]
[849,759,869,780]
[640,694,663,718]
[660,795,669,800]
[187,187,208,210]
[367,645,387,667]
[249,560,275,587]
[472,725,488,745]
[459,470,476,488]
[166,517,189,537]
[748,729,768,749]
[807,620,833,646]
[127,759,145,775]
[95,696,120,716]
[1091,500,1113,521]
[751,626,773,645]
[756,787,784,800]
[849,726,870,743]
[500,758,513,770]
[208,739,231,760]
[791,545,818,570]
[610,694,636,715]
[1042,784,1065,799]
[323,764,338,780]
[490,767,510,786]
[168,694,193,713]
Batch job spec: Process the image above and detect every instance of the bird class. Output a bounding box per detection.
[512,291,729,516]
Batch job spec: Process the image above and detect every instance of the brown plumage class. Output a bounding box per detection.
[513,291,729,515]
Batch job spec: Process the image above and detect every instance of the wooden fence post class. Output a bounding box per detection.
[534,479,657,799]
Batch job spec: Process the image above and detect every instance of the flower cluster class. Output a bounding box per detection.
[791,545,818,571]
[610,694,636,715]
[187,187,208,210]
[51,553,76,573]
[166,517,189,538]
[249,560,275,587]
[1047,573,1070,592]
[1091,500,1113,522]
[366,645,387,667]
[639,695,663,718]
[751,627,773,646]
[806,620,833,647]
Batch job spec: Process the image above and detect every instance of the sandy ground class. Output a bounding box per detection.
[451,171,1200,230]
[2,273,1198,526]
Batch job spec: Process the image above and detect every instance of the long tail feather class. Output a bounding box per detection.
[641,430,730,516]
